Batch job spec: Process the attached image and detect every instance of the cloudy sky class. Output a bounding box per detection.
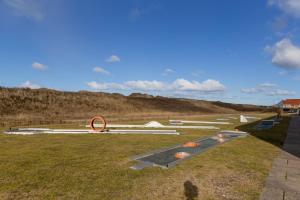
[1,0,300,105]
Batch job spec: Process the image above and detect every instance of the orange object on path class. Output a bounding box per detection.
[89,116,107,132]
[175,152,190,159]
[183,142,199,148]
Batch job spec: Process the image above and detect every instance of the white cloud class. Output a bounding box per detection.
[265,38,300,70]
[293,76,300,81]
[93,67,110,75]
[191,70,205,77]
[32,62,47,70]
[278,70,288,76]
[268,0,300,18]
[129,8,143,21]
[172,79,226,92]
[165,68,174,73]
[241,83,276,94]
[267,89,296,96]
[241,82,295,96]
[125,80,165,91]
[3,0,44,21]
[20,81,40,89]
[241,88,258,94]
[271,16,288,32]
[105,55,120,63]
[259,82,277,88]
[86,81,125,90]
[162,68,175,76]
[129,4,161,22]
[86,78,226,93]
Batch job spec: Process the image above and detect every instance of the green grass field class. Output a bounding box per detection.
[0,114,290,199]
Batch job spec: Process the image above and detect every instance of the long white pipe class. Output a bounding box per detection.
[169,120,231,125]
[87,124,220,130]
[4,128,180,135]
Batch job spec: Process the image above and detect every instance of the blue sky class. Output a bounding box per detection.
[1,0,300,105]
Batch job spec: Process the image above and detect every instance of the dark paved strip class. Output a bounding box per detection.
[260,116,300,200]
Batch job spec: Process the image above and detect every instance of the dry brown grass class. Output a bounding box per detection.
[0,87,273,126]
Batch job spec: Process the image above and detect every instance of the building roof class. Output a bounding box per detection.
[282,99,300,106]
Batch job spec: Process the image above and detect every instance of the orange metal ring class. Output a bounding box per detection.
[89,116,107,132]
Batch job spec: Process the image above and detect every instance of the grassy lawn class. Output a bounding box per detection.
[0,113,290,199]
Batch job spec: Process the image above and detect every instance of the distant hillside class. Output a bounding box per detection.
[0,87,274,122]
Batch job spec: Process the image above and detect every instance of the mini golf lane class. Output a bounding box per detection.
[4,128,180,135]
[130,131,248,170]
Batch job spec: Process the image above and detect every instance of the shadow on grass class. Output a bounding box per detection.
[235,115,295,156]
[184,181,198,200]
